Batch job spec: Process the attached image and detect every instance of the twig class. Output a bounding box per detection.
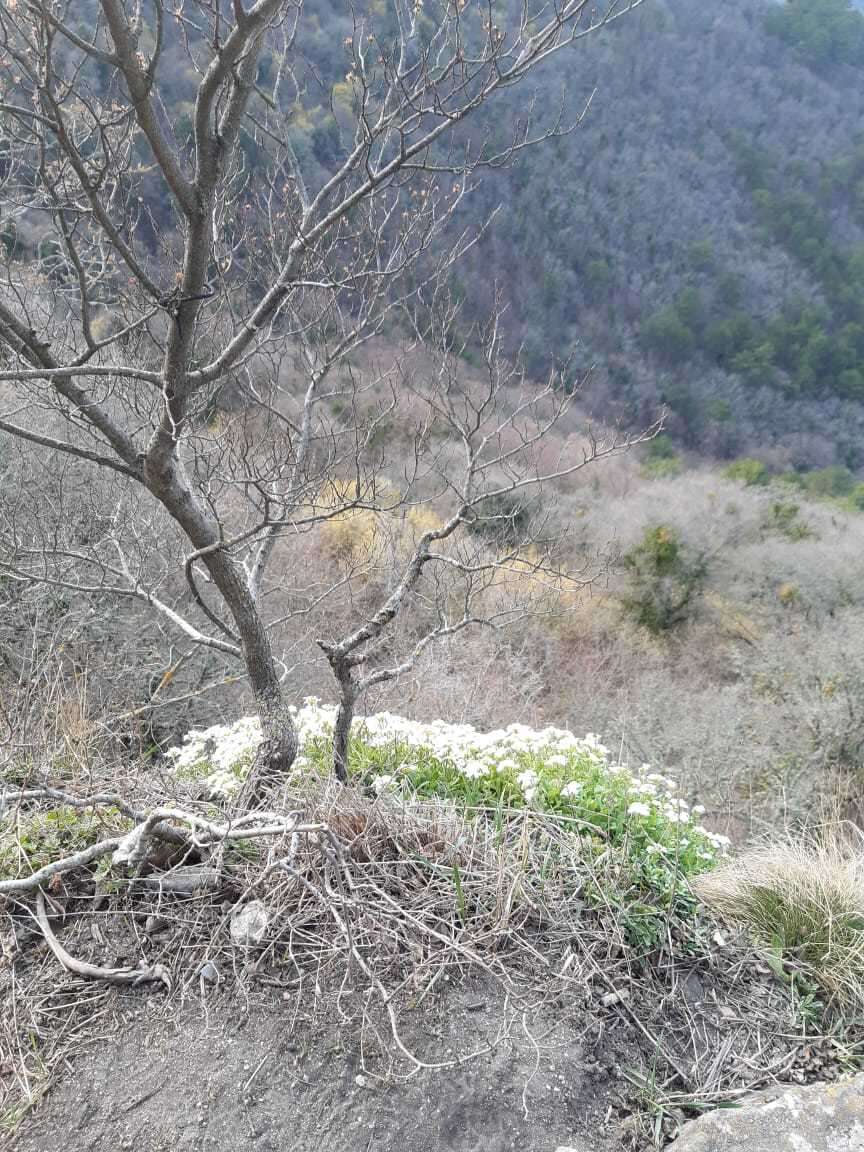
[0,838,123,896]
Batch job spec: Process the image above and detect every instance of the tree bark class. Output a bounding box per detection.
[143,457,298,788]
[200,546,298,787]
[332,687,357,785]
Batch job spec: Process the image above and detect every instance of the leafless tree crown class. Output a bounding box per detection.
[0,0,646,785]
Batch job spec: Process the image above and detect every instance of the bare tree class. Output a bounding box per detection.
[0,0,643,790]
[319,299,655,779]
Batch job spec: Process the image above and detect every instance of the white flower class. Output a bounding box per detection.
[203,768,242,800]
[165,707,715,840]
[700,828,731,848]
[663,808,691,824]
[461,760,487,780]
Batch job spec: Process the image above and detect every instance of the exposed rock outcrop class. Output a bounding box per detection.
[673,1074,864,1152]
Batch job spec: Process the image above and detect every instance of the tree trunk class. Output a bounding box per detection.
[203,547,298,789]
[332,687,356,785]
[143,457,299,791]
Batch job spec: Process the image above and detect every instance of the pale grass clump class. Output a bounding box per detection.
[695,831,864,1006]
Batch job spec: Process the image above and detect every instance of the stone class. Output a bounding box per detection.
[673,1073,864,1151]
[230,900,269,946]
[197,960,221,984]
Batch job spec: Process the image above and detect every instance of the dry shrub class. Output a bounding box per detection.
[695,828,864,1007]
[319,508,383,564]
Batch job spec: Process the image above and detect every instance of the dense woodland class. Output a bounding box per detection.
[458,0,864,468]
[6,0,864,469]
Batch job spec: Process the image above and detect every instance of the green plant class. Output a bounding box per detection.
[767,500,814,540]
[0,805,130,878]
[642,435,683,478]
[696,835,864,1008]
[723,458,769,487]
[620,526,707,633]
[642,307,695,363]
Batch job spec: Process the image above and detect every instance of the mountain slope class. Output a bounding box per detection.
[447,0,864,467]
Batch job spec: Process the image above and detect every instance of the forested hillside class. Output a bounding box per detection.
[245,0,864,467]
[453,0,864,467]
[8,0,864,465]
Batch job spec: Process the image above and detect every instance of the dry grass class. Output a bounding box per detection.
[3,768,854,1146]
[695,828,864,1008]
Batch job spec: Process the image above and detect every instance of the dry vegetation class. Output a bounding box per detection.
[5,407,864,1144]
[2,0,864,1146]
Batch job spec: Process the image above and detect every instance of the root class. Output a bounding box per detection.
[35,891,172,990]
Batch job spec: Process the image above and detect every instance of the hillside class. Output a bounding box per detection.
[9,0,864,467]
[449,0,864,467]
[5,1,864,1146]
[266,0,864,466]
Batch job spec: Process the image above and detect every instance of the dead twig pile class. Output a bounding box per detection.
[1,777,862,1145]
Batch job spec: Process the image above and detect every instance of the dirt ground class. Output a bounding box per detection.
[10,983,628,1152]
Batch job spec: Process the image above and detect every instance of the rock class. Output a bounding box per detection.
[230,900,269,947]
[673,1073,864,1151]
[141,866,222,895]
[197,960,221,984]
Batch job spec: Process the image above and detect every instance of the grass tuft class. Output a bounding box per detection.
[695,830,864,1007]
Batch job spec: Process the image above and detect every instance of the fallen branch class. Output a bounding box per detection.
[35,890,172,990]
[0,837,123,896]
[0,790,327,895]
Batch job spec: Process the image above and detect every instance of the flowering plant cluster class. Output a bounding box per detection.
[166,700,729,882]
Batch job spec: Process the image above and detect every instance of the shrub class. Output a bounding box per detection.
[620,525,707,633]
[777,581,799,606]
[767,500,814,541]
[642,435,682,478]
[801,466,856,499]
[723,458,769,487]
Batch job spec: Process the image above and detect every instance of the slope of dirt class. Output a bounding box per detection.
[11,984,627,1152]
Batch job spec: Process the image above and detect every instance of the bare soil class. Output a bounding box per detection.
[10,984,627,1152]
